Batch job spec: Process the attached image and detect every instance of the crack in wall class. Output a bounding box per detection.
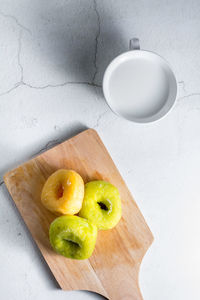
[94,110,109,128]
[92,0,101,84]
[177,93,200,101]
[177,81,200,102]
[0,10,31,34]
[0,26,102,97]
[18,30,24,82]
[178,80,187,94]
[0,81,101,96]
[0,4,102,97]
[23,81,101,89]
[0,83,21,96]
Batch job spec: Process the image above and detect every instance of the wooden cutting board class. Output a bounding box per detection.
[4,129,153,300]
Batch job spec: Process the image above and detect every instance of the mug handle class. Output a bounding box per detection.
[129,38,140,50]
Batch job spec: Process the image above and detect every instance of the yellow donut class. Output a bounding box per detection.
[41,169,84,215]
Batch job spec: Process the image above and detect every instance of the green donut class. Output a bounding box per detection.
[49,215,97,260]
[79,181,122,230]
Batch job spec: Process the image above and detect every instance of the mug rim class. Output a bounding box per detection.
[102,49,177,124]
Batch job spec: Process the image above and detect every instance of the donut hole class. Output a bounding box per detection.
[63,239,80,250]
[57,183,64,198]
[98,202,108,211]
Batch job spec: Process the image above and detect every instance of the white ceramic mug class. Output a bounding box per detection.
[103,38,177,123]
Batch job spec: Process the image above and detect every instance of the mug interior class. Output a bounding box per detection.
[103,50,177,123]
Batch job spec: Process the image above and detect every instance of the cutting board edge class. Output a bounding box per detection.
[88,129,154,247]
[3,129,93,179]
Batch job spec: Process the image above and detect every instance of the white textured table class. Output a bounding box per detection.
[0,1,200,299]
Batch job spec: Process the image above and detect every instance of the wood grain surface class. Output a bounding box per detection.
[4,129,153,300]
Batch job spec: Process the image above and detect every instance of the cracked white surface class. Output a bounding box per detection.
[0,1,200,300]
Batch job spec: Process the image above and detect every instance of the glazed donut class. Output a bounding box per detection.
[41,169,84,215]
[49,215,97,259]
[79,180,121,230]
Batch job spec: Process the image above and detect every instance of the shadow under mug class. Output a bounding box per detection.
[102,38,177,123]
